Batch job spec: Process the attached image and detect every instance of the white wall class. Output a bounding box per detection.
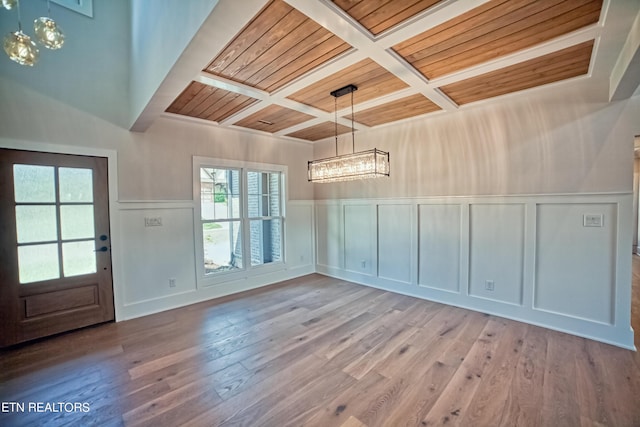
[316,194,634,349]
[117,200,314,320]
[0,77,316,320]
[0,0,130,127]
[314,89,640,200]
[311,89,640,349]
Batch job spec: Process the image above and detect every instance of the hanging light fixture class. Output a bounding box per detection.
[2,0,66,67]
[2,0,17,10]
[3,0,39,66]
[307,84,390,183]
[34,0,64,50]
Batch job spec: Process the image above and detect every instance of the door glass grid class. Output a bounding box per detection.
[14,165,97,284]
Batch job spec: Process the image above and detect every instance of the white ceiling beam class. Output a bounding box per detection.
[376,0,491,48]
[273,117,326,136]
[272,50,368,97]
[284,0,459,112]
[193,72,370,133]
[130,0,270,132]
[430,24,602,88]
[197,72,270,101]
[610,7,640,101]
[337,87,419,115]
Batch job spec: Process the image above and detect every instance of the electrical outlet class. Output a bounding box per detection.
[485,280,495,291]
[145,217,163,227]
[169,278,176,288]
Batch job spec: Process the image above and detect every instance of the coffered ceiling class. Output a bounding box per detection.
[165,0,606,142]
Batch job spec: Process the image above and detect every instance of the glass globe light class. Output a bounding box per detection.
[34,17,64,49]
[3,30,39,66]
[2,0,17,10]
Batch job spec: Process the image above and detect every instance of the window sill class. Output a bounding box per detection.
[197,261,287,288]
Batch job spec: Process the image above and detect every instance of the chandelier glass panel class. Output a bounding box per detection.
[307,84,390,183]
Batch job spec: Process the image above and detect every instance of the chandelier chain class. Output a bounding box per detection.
[351,90,355,154]
[17,0,22,31]
[334,95,338,156]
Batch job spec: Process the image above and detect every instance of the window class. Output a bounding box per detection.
[14,164,97,283]
[247,171,282,266]
[200,167,242,274]
[195,158,285,284]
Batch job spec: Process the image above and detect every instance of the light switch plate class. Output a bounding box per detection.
[583,214,603,227]
[144,217,163,227]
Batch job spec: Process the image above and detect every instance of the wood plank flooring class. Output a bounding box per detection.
[1,270,639,426]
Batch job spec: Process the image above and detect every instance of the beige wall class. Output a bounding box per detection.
[313,89,640,200]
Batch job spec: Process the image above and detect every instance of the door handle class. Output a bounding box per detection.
[94,246,109,252]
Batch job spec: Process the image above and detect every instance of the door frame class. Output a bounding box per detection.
[0,138,124,322]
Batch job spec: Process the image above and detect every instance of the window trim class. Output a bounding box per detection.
[193,156,287,288]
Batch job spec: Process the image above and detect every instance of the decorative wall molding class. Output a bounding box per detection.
[314,193,635,350]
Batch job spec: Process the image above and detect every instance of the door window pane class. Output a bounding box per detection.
[61,205,95,240]
[59,168,93,202]
[250,219,282,266]
[18,243,60,283]
[15,205,58,243]
[13,165,55,203]
[62,241,97,277]
[203,220,242,274]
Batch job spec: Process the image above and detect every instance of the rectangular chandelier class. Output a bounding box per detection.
[307,83,391,184]
[308,148,390,183]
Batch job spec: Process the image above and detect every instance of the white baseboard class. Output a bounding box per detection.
[119,264,315,321]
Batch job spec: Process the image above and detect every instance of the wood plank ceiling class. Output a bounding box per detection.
[165,0,604,142]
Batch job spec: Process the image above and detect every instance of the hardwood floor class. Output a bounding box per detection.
[1,272,639,426]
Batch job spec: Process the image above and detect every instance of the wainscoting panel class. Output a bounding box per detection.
[469,204,525,306]
[535,203,617,324]
[344,204,375,275]
[377,204,413,284]
[418,204,461,293]
[315,204,342,269]
[118,200,316,320]
[119,206,197,306]
[314,194,634,349]
[286,203,315,267]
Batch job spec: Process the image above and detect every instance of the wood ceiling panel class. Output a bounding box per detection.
[440,40,594,105]
[286,122,353,142]
[287,59,409,112]
[351,94,441,126]
[166,81,258,123]
[332,0,443,35]
[394,0,602,79]
[233,105,314,133]
[205,0,351,92]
